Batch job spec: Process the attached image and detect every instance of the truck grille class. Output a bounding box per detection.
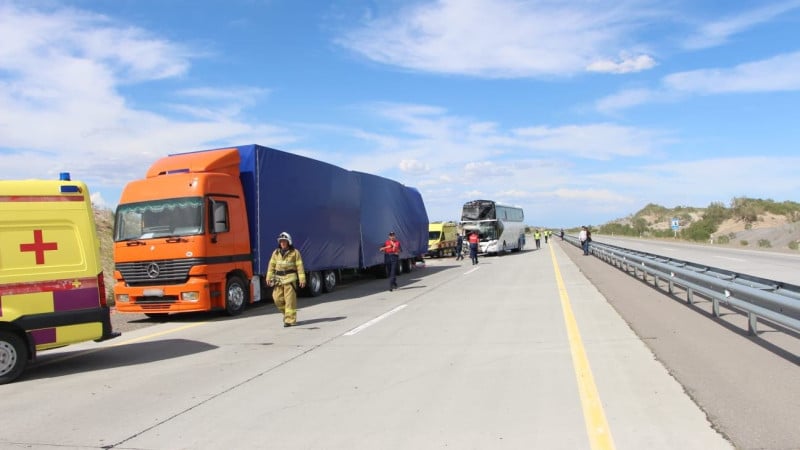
[116,258,202,286]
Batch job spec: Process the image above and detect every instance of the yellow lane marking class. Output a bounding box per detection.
[549,244,616,450]
[38,322,206,366]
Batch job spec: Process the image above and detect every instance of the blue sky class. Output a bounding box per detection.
[2,0,800,227]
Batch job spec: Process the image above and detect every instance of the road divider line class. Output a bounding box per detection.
[463,267,480,275]
[344,304,408,336]
[549,244,616,450]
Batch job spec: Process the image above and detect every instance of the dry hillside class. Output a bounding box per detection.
[603,200,800,253]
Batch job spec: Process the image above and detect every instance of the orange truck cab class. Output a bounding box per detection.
[113,150,253,317]
[0,173,119,384]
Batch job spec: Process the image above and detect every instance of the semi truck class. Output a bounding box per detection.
[112,145,428,317]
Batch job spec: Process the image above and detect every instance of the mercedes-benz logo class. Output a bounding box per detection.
[146,262,160,279]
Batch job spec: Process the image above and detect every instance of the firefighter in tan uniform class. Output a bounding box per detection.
[266,232,306,327]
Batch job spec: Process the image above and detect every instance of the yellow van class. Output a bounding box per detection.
[0,173,119,384]
[427,221,459,257]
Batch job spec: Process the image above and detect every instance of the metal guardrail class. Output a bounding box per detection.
[563,235,800,336]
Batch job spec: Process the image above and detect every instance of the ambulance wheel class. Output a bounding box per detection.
[323,270,337,293]
[0,331,28,385]
[225,275,247,316]
[307,271,323,297]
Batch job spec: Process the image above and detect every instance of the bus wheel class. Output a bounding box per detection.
[225,275,247,316]
[323,270,337,293]
[0,331,28,385]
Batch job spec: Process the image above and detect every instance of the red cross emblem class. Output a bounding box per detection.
[20,229,58,265]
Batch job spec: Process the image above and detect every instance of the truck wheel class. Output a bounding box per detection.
[322,270,337,293]
[0,331,28,385]
[225,275,247,316]
[307,271,323,297]
[401,258,412,274]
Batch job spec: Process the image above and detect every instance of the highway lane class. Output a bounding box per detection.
[0,243,740,449]
[594,235,800,285]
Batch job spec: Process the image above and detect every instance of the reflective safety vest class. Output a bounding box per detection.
[266,248,306,285]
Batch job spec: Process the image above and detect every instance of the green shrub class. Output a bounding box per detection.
[758,239,772,248]
[740,240,749,246]
[788,241,799,251]
[716,235,730,244]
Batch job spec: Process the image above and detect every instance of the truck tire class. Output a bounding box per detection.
[323,270,337,293]
[401,258,412,274]
[0,331,28,385]
[225,275,247,316]
[307,271,323,297]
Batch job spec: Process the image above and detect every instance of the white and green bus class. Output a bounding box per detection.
[460,200,525,255]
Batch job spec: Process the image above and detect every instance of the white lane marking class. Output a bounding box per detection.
[714,256,746,262]
[464,266,481,275]
[344,304,408,336]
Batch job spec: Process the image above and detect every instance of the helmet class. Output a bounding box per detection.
[277,232,292,245]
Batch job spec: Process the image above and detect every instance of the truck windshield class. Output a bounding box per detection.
[114,197,204,241]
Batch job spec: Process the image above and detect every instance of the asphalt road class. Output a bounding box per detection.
[3,240,797,449]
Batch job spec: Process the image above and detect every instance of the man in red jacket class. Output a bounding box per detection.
[380,231,402,291]
[468,231,480,265]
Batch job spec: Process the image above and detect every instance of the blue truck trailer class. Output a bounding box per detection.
[114,144,428,316]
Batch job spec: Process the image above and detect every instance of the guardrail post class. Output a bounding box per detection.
[668,274,674,294]
[748,313,758,335]
[712,297,719,316]
[687,288,694,305]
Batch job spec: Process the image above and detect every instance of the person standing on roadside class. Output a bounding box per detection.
[468,230,480,265]
[534,229,542,249]
[455,233,464,260]
[579,226,590,255]
[380,231,401,291]
[266,232,306,327]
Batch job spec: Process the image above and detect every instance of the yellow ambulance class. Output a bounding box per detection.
[427,221,459,257]
[0,173,119,384]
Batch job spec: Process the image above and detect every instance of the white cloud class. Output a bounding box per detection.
[664,51,800,94]
[338,0,656,78]
[512,123,662,159]
[586,53,656,74]
[596,51,800,113]
[0,2,293,200]
[399,159,429,173]
[595,88,660,113]
[683,0,800,50]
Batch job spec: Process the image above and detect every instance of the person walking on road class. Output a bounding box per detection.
[380,231,401,291]
[266,232,306,327]
[534,229,542,249]
[468,231,480,265]
[455,233,464,260]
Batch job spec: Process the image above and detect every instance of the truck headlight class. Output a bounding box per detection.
[116,294,129,303]
[181,292,200,302]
